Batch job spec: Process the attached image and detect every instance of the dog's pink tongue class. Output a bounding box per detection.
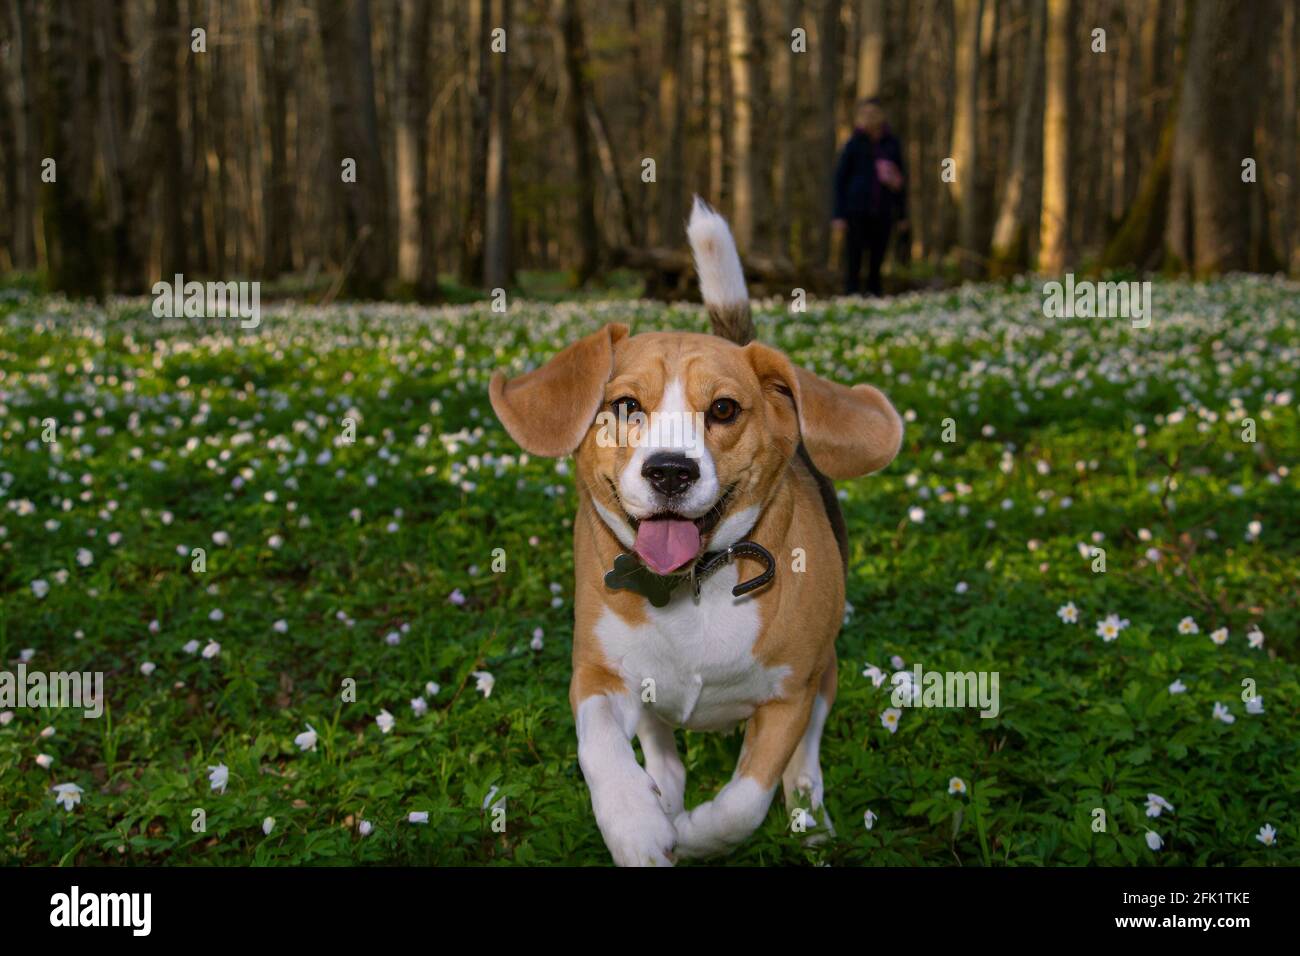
[634,519,701,575]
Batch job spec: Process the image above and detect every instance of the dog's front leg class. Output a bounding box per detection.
[573,669,678,866]
[637,711,686,816]
[672,692,816,859]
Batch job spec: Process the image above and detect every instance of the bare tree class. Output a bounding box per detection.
[1038,0,1070,274]
[40,0,103,296]
[1102,0,1180,270]
[461,0,489,284]
[145,0,187,280]
[587,88,638,248]
[90,0,143,288]
[990,0,1042,271]
[317,0,390,297]
[812,0,842,267]
[319,0,390,297]
[483,0,512,290]
[1285,1,1300,272]
[726,0,756,250]
[262,0,298,277]
[950,0,983,275]
[557,0,599,285]
[707,1,726,203]
[627,0,651,235]
[657,0,687,246]
[397,0,437,297]
[856,0,884,99]
[0,13,10,269]
[1110,1,1134,225]
[770,0,799,257]
[5,0,40,270]
[1166,0,1269,274]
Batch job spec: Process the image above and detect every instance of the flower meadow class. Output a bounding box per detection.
[1,276,1296,866]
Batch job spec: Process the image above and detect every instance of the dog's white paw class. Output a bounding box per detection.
[590,767,678,867]
[672,777,772,859]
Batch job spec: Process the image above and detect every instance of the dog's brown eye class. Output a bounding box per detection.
[708,397,740,424]
[611,396,640,416]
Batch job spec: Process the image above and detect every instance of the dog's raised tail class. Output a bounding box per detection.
[687,196,754,346]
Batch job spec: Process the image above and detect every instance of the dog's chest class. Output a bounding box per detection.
[593,565,790,731]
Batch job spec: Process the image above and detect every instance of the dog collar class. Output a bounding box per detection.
[603,541,776,608]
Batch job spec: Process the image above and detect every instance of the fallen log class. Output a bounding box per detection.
[610,246,840,299]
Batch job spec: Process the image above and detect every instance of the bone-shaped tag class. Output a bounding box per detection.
[603,552,680,608]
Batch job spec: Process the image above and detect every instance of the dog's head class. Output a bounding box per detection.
[490,323,902,574]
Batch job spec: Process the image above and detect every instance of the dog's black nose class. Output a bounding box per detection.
[643,453,699,498]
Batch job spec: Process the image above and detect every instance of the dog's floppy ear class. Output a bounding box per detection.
[489,323,629,457]
[745,342,903,479]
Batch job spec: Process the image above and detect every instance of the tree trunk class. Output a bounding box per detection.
[483,0,511,290]
[1100,89,1176,270]
[1166,0,1269,274]
[317,0,390,297]
[557,0,599,285]
[726,0,755,250]
[397,0,436,295]
[707,1,726,203]
[145,0,186,280]
[587,94,638,248]
[950,0,983,275]
[906,0,928,260]
[990,0,1042,272]
[90,0,143,290]
[41,0,103,296]
[461,0,489,283]
[0,90,8,270]
[263,0,296,277]
[978,0,999,215]
[1140,0,1162,132]
[657,0,687,247]
[6,0,40,269]
[196,0,224,276]
[1071,2,1098,254]
[1285,0,1300,272]
[1038,0,1070,274]
[812,0,842,267]
[856,0,883,99]
[627,0,651,240]
[1110,2,1132,225]
[0,18,10,269]
[770,0,798,257]
[888,0,911,264]
[240,0,265,277]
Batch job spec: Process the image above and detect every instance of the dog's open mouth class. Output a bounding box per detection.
[608,482,735,575]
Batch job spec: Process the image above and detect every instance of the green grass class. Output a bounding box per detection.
[0,277,1296,866]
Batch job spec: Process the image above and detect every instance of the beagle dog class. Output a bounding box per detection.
[489,199,903,865]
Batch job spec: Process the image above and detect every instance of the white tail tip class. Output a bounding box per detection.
[687,195,749,310]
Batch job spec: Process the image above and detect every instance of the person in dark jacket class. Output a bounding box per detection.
[832,98,908,296]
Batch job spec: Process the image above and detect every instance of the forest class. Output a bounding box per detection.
[0,0,1290,300]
